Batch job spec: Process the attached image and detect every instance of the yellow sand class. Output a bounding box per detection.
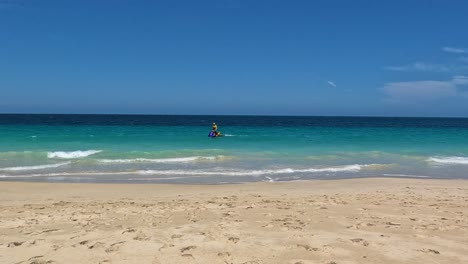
[0,178,467,264]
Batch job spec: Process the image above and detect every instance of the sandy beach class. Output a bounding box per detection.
[0,178,467,264]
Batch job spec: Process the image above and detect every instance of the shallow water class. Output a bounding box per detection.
[1,114,467,183]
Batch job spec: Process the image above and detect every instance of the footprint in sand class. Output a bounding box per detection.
[105,241,126,253]
[158,243,175,251]
[29,239,45,246]
[350,238,370,246]
[217,252,231,257]
[171,234,183,239]
[419,248,440,254]
[296,244,319,251]
[133,232,150,241]
[88,242,105,249]
[28,256,54,264]
[52,244,62,251]
[228,237,240,243]
[121,228,136,234]
[7,241,25,247]
[289,261,316,264]
[180,245,196,253]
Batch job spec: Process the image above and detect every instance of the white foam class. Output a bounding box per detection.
[0,171,129,178]
[0,162,71,171]
[361,163,394,170]
[47,150,102,159]
[132,164,363,176]
[0,164,364,178]
[126,176,199,181]
[383,174,430,178]
[264,176,275,182]
[97,156,220,164]
[427,156,468,165]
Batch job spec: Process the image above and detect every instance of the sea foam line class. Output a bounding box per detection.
[383,174,430,178]
[427,156,468,165]
[0,162,71,171]
[138,164,363,176]
[97,156,220,164]
[0,164,364,178]
[47,150,102,159]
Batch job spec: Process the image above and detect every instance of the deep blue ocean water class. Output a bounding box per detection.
[1,114,467,183]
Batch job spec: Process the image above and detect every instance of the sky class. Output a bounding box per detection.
[1,0,468,117]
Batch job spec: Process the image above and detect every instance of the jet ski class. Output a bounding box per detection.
[208,131,223,137]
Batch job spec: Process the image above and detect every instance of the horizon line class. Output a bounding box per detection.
[0,112,467,119]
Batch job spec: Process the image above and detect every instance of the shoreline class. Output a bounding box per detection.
[1,178,467,263]
[1,175,467,186]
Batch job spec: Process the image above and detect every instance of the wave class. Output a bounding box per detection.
[362,163,395,170]
[47,150,102,159]
[427,156,468,165]
[383,174,430,178]
[138,164,364,176]
[0,162,71,171]
[97,156,220,164]
[264,176,275,182]
[0,164,365,178]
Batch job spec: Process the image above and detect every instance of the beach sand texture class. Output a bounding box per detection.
[0,178,467,264]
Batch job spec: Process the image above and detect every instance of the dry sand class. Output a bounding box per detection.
[0,178,467,264]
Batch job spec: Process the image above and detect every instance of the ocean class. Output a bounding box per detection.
[1,114,467,183]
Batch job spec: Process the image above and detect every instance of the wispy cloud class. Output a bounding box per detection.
[452,75,468,85]
[327,81,337,87]
[442,47,467,54]
[385,62,450,72]
[382,76,468,102]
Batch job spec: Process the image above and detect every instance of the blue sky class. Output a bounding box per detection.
[1,0,467,116]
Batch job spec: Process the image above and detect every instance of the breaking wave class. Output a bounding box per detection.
[47,150,102,159]
[0,162,71,171]
[427,156,468,165]
[0,164,365,178]
[97,156,220,164]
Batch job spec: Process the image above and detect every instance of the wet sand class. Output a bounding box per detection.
[1,178,467,264]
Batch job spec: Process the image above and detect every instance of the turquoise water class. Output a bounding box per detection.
[1,115,468,183]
